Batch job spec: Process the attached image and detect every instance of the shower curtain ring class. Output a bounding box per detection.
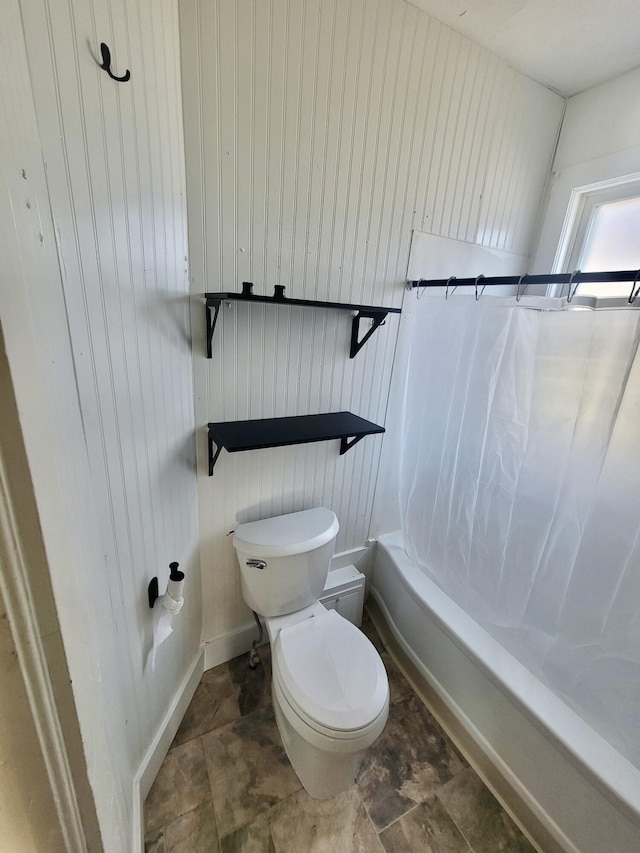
[516,273,528,302]
[475,274,485,301]
[567,269,581,303]
[416,278,428,300]
[628,269,640,304]
[445,276,457,300]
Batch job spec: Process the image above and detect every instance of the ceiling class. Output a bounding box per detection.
[409,0,640,96]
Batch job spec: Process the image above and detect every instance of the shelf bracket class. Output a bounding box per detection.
[340,434,366,455]
[208,435,223,476]
[206,299,222,358]
[350,311,387,358]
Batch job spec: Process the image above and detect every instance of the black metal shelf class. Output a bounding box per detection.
[207,412,385,475]
[204,284,401,358]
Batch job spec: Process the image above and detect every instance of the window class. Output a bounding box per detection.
[553,177,640,304]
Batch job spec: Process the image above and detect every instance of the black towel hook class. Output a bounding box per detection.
[99,42,131,82]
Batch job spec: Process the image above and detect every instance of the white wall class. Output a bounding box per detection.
[1,0,200,849]
[180,0,564,654]
[0,585,66,852]
[534,65,640,271]
[0,325,102,850]
[554,66,640,170]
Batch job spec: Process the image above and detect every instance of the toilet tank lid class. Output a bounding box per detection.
[233,508,339,557]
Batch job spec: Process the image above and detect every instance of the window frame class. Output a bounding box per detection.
[549,174,640,306]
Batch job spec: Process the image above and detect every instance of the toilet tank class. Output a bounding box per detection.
[233,508,339,617]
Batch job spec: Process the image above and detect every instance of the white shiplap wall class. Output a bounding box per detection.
[180,0,564,647]
[4,0,200,847]
[534,65,640,274]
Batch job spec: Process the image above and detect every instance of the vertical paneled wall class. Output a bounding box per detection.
[12,0,200,845]
[534,65,640,273]
[180,0,564,646]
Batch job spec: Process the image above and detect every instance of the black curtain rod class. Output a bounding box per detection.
[408,269,640,289]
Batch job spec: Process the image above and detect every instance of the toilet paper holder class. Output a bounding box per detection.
[148,562,184,608]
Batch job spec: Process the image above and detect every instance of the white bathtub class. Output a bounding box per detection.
[369,531,640,853]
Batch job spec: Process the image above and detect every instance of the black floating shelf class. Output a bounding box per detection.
[204,284,401,359]
[207,412,385,475]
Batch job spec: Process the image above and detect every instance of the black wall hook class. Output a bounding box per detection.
[99,42,131,82]
[148,577,159,609]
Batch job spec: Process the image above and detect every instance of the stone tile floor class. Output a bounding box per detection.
[145,614,536,852]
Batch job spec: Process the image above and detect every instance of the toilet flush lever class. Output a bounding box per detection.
[246,559,267,570]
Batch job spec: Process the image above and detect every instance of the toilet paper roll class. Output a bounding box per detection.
[146,577,186,673]
[147,599,173,672]
[164,577,184,613]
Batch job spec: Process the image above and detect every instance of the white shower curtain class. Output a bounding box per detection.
[399,295,640,766]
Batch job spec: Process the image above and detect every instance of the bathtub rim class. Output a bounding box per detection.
[371,530,640,828]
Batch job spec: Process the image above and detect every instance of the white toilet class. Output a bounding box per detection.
[233,507,389,799]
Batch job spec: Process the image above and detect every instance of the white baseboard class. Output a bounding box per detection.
[203,620,267,670]
[132,648,204,852]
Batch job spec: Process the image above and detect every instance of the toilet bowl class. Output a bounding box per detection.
[233,508,389,798]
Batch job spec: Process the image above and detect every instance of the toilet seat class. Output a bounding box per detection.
[272,671,388,753]
[272,609,389,736]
